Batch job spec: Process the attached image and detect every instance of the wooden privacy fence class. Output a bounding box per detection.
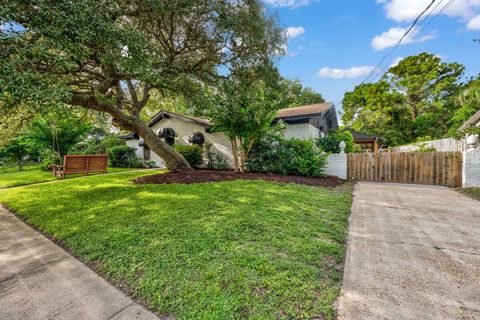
[347,152,463,187]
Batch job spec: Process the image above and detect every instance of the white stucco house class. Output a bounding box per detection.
[119,102,338,167]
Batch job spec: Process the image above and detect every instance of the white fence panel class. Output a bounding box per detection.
[394,138,465,152]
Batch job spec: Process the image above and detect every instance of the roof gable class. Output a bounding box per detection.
[149,110,212,129]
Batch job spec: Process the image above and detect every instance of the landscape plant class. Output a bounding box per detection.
[108,145,142,168]
[317,130,355,153]
[246,128,327,177]
[173,145,203,169]
[208,79,283,172]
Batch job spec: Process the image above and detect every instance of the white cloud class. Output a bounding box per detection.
[263,0,309,8]
[389,56,404,68]
[317,66,375,79]
[285,26,305,38]
[377,0,480,28]
[467,15,480,29]
[371,27,435,51]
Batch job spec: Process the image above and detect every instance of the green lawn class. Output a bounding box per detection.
[0,171,353,319]
[0,167,146,188]
[458,187,480,201]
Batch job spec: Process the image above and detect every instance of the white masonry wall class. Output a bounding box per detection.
[325,153,347,180]
[462,151,480,187]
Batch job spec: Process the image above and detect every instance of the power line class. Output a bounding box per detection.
[359,0,438,86]
[366,0,456,83]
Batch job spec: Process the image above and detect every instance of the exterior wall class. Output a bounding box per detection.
[462,151,480,187]
[325,153,347,179]
[126,117,234,168]
[283,123,319,140]
[126,140,143,159]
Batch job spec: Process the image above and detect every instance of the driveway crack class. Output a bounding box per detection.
[377,239,480,256]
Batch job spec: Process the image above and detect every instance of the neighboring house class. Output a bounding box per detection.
[119,103,339,167]
[274,103,338,139]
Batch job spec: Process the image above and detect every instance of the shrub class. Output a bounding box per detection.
[108,145,143,168]
[317,129,355,153]
[246,132,327,177]
[173,144,203,168]
[415,142,437,152]
[39,149,61,171]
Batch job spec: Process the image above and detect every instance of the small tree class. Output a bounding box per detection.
[0,137,30,170]
[208,80,282,172]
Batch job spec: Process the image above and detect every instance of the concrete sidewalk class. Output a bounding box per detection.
[338,182,480,320]
[0,206,160,320]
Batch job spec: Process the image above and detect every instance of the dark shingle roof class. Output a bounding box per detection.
[345,128,385,142]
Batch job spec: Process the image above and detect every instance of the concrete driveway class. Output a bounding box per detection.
[0,206,160,320]
[338,182,480,320]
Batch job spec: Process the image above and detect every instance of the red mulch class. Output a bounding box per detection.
[133,170,343,187]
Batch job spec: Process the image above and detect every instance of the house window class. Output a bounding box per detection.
[143,145,151,160]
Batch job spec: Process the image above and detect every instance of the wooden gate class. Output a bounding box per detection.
[347,152,462,187]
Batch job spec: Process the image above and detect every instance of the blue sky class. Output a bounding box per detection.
[264,0,480,113]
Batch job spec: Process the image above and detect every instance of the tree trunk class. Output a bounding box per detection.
[70,95,191,171]
[239,137,245,173]
[133,119,191,171]
[17,158,23,171]
[230,138,239,172]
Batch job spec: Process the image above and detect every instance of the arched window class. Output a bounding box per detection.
[189,132,205,145]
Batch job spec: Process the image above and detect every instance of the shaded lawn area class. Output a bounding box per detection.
[458,187,480,201]
[0,171,353,319]
[0,167,146,188]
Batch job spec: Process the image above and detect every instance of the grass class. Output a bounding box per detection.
[0,167,146,188]
[0,172,353,319]
[457,187,480,201]
[0,164,40,173]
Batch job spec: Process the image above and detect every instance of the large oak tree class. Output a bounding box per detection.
[0,0,285,170]
[342,53,464,145]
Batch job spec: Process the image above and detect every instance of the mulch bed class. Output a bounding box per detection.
[133,169,343,187]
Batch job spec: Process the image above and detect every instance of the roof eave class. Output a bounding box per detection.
[459,109,480,131]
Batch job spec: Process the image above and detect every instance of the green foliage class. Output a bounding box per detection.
[247,129,327,177]
[203,142,229,170]
[317,130,355,153]
[279,79,325,106]
[24,115,92,158]
[39,149,61,171]
[449,78,480,137]
[342,53,465,145]
[0,171,352,319]
[0,136,30,171]
[207,77,285,171]
[209,80,282,142]
[108,146,142,168]
[415,143,437,152]
[70,130,124,155]
[173,144,203,169]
